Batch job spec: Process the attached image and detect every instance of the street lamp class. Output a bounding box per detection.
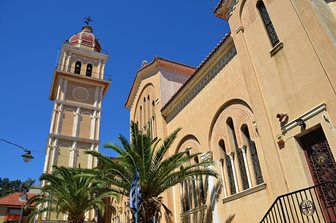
[19,192,28,223]
[0,138,34,162]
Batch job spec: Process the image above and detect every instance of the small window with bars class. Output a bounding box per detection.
[257,1,280,47]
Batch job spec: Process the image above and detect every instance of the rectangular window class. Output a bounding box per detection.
[8,208,21,215]
[257,1,280,47]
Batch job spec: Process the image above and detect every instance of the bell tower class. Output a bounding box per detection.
[43,20,110,174]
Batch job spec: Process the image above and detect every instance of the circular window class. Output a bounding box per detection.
[72,87,89,102]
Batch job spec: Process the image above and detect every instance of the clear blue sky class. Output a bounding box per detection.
[0,1,230,183]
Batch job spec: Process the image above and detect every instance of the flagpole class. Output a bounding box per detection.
[130,169,141,223]
[135,189,138,223]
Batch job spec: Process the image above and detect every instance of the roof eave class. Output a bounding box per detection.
[125,59,158,109]
[161,34,233,117]
[213,0,235,21]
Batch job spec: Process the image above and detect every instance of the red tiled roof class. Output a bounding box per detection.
[68,26,102,52]
[213,0,224,14]
[0,192,35,206]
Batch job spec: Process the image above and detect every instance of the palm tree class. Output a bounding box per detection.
[26,166,118,223]
[87,122,217,222]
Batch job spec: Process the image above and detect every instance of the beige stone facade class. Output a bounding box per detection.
[124,0,336,222]
[42,25,110,221]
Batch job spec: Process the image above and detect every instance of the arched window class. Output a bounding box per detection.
[151,116,155,139]
[181,151,202,217]
[152,100,156,139]
[74,61,81,74]
[86,64,92,77]
[143,97,146,130]
[257,0,279,47]
[139,106,142,130]
[241,125,264,185]
[227,118,249,190]
[147,95,151,122]
[219,139,236,195]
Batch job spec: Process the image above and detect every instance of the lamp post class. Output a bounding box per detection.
[0,138,34,162]
[19,192,28,223]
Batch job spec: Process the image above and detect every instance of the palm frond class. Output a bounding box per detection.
[28,167,119,222]
[91,124,217,222]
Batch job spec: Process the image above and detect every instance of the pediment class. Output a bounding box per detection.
[125,57,195,109]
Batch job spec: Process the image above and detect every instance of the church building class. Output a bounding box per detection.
[125,0,336,222]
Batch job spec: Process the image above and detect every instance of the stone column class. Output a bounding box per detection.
[95,112,101,140]
[69,141,77,168]
[90,111,96,140]
[61,51,67,71]
[229,152,239,193]
[241,146,252,188]
[65,52,72,72]
[73,108,81,137]
[55,104,63,135]
[90,86,99,139]
[50,139,59,172]
[93,144,99,167]
[219,159,228,197]
[101,63,105,78]
[97,60,102,79]
[49,79,63,134]
[43,138,53,173]
[87,144,94,169]
[98,87,103,108]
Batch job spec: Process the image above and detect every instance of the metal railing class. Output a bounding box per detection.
[260,182,336,223]
[55,64,112,81]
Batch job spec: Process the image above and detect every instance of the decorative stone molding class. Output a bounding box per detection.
[223,183,267,203]
[48,133,99,144]
[210,101,258,152]
[55,99,102,111]
[129,70,157,110]
[72,87,90,102]
[281,103,326,133]
[166,47,237,122]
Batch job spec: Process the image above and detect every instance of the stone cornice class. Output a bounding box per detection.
[281,103,326,133]
[49,70,110,100]
[214,0,238,21]
[55,99,102,111]
[49,133,99,144]
[62,44,108,62]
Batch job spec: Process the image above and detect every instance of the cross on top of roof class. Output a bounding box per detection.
[84,16,94,26]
